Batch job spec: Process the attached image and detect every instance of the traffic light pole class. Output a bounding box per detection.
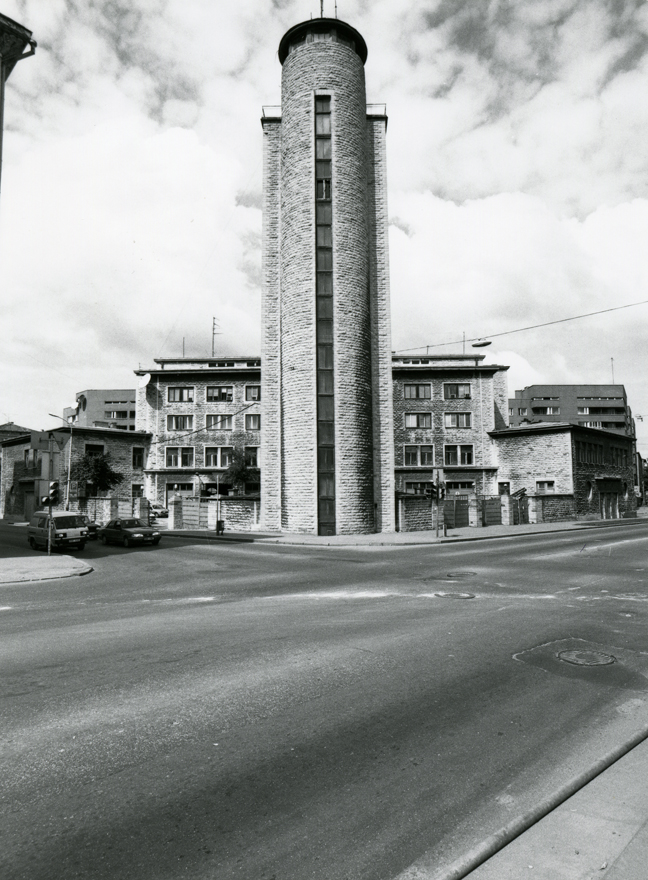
[435,470,440,538]
[47,434,53,556]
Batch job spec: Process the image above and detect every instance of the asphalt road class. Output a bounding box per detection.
[1,521,648,880]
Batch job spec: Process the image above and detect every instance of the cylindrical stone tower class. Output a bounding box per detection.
[261,18,395,535]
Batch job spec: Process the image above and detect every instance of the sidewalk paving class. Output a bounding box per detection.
[0,554,92,584]
[462,733,648,880]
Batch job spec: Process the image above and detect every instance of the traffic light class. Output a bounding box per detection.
[425,485,437,500]
[48,481,60,505]
[438,483,446,501]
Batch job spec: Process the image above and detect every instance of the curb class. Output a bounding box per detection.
[0,563,94,586]
[254,517,647,548]
[397,723,648,880]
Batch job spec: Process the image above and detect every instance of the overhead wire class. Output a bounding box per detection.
[392,298,648,355]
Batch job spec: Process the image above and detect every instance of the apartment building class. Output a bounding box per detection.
[392,354,509,497]
[64,389,138,431]
[508,385,634,435]
[135,358,261,506]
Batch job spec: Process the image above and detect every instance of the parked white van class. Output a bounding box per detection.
[27,511,89,552]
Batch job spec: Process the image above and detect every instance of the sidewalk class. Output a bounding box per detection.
[0,554,93,584]
[160,514,647,547]
[460,732,648,880]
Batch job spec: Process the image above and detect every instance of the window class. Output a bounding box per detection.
[404,445,419,466]
[166,447,194,467]
[444,445,474,466]
[130,411,136,419]
[131,484,143,498]
[508,407,513,417]
[245,414,261,431]
[518,408,527,416]
[245,386,261,402]
[205,446,233,468]
[168,387,194,403]
[167,415,193,431]
[444,384,471,400]
[577,407,589,415]
[446,481,475,492]
[405,412,432,429]
[207,386,233,402]
[533,406,560,415]
[405,482,434,495]
[105,410,128,419]
[132,447,144,469]
[444,412,472,428]
[85,444,104,457]
[206,414,233,430]
[404,384,431,399]
[245,446,258,467]
[579,421,602,428]
[536,480,555,493]
[404,445,434,466]
[498,482,510,495]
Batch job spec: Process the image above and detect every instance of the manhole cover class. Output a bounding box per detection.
[446,571,477,579]
[558,649,616,667]
[435,591,476,600]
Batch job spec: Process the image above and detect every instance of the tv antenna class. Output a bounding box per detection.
[212,317,222,357]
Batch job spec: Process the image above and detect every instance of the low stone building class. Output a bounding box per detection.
[491,422,636,521]
[1,426,151,521]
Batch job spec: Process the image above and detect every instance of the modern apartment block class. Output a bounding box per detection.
[135,358,261,506]
[64,389,138,431]
[393,355,509,497]
[261,17,394,536]
[508,385,634,435]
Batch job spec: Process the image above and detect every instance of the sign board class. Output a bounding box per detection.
[31,431,66,452]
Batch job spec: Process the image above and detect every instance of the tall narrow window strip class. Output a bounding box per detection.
[315,95,335,535]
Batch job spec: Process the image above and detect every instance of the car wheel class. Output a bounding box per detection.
[101,535,108,545]
[152,538,160,545]
[28,537,37,550]
[123,536,130,548]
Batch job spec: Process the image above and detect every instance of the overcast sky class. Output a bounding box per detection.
[2,0,648,449]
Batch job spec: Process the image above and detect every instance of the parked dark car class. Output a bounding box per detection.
[98,518,161,547]
[78,515,99,540]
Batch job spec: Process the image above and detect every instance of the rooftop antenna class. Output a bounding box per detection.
[335,0,338,17]
[182,337,185,358]
[212,317,222,357]
[611,357,615,384]
[320,0,324,17]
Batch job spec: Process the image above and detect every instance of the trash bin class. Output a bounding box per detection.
[216,520,225,534]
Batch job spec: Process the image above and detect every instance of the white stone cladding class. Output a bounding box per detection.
[260,117,283,532]
[261,28,395,535]
[367,116,396,532]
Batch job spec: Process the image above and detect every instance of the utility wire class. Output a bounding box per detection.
[393,298,648,355]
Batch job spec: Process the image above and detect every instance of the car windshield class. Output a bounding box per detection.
[55,516,84,529]
[121,519,143,528]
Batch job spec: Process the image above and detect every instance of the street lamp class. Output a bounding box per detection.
[49,413,74,509]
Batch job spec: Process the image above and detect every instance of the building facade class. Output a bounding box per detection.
[1,426,151,520]
[508,385,634,435]
[64,389,138,432]
[392,355,509,497]
[492,422,636,520]
[261,18,394,536]
[135,358,261,506]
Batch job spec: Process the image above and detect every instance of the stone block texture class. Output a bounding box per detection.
[261,31,394,534]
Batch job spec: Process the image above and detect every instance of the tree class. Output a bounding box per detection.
[221,447,260,495]
[68,452,124,497]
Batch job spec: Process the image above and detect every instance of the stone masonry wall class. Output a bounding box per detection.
[260,118,283,532]
[367,115,396,532]
[279,40,376,534]
[495,432,574,494]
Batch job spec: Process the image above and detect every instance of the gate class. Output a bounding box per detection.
[480,496,502,526]
[511,495,529,525]
[444,496,469,528]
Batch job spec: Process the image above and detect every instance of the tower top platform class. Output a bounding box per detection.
[278,18,367,65]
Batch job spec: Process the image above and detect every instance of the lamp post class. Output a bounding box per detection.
[49,413,74,510]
